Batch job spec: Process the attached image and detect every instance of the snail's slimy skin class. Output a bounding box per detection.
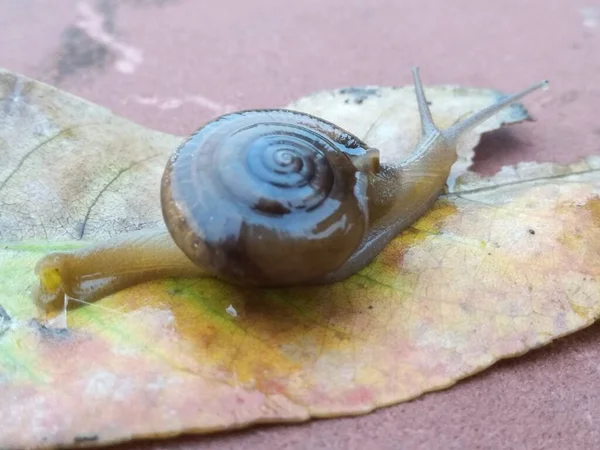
[34,229,207,310]
[33,68,548,311]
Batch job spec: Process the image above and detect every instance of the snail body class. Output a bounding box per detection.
[34,68,548,309]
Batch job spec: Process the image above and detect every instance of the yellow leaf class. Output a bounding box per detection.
[1,68,598,449]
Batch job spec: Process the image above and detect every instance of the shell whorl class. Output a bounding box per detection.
[161,109,378,286]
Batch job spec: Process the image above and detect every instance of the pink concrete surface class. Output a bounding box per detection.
[1,0,599,449]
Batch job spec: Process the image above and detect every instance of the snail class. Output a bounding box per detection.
[33,68,548,310]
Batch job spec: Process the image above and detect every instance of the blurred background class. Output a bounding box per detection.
[2,0,598,174]
[1,1,599,449]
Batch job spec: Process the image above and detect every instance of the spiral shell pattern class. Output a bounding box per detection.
[161,109,375,286]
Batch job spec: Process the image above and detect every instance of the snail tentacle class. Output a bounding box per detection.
[322,68,549,282]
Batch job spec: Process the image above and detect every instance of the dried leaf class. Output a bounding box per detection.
[1,68,599,449]
[0,68,179,241]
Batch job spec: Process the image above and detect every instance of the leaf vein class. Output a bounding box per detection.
[79,153,163,239]
[0,124,98,193]
[444,168,600,197]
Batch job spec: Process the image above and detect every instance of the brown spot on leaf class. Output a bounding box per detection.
[338,87,380,105]
[586,196,600,223]
[29,319,71,341]
[0,305,11,338]
[74,435,99,443]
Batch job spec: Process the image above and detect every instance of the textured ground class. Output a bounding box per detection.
[1,1,599,449]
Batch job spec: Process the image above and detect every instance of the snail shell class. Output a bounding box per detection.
[161,109,380,286]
